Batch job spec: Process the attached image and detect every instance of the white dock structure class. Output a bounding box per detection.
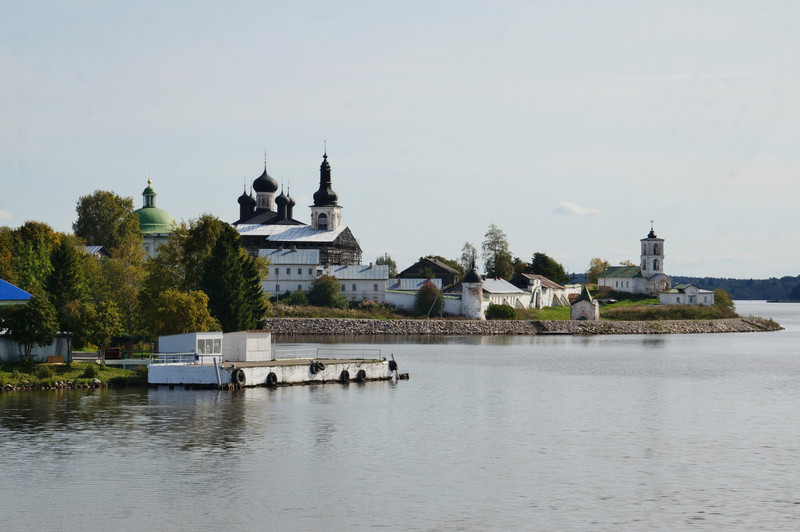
[148,331,398,388]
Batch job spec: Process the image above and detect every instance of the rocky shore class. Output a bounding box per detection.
[3,379,109,393]
[264,317,781,336]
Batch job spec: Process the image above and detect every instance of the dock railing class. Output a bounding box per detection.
[149,353,222,366]
[272,347,383,361]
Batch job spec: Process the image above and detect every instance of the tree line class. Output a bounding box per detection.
[0,190,267,357]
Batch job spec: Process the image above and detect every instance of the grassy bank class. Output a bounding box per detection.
[0,361,147,389]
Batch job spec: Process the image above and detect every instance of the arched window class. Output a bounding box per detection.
[653,259,660,271]
[317,213,328,230]
[653,244,660,255]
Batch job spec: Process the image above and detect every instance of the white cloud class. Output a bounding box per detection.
[0,209,11,220]
[554,202,601,217]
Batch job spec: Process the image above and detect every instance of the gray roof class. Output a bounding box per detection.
[387,278,443,290]
[482,279,526,294]
[325,264,389,280]
[259,249,320,265]
[237,223,347,243]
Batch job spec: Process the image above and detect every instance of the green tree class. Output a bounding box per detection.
[7,221,59,292]
[587,257,611,284]
[512,257,527,275]
[73,190,141,250]
[414,280,443,316]
[148,289,221,338]
[713,288,737,318]
[308,274,345,308]
[528,252,569,285]
[375,253,398,278]
[0,291,59,360]
[200,225,267,331]
[481,224,513,279]
[80,300,123,350]
[104,233,146,334]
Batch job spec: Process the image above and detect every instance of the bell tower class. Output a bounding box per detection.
[640,220,665,277]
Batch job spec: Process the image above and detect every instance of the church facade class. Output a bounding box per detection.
[234,152,362,266]
[598,225,672,296]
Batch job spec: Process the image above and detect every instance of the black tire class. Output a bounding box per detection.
[309,361,319,374]
[388,360,398,371]
[232,368,246,386]
[339,370,350,383]
[316,361,326,371]
[356,369,367,382]
[265,372,278,387]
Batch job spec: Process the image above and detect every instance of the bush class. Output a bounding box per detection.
[35,364,54,379]
[82,363,99,379]
[280,290,309,306]
[486,303,518,320]
[308,275,342,307]
[414,281,443,316]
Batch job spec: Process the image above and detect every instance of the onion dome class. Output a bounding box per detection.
[313,152,338,206]
[462,268,482,283]
[253,163,278,193]
[238,186,256,206]
[647,228,657,238]
[275,190,289,208]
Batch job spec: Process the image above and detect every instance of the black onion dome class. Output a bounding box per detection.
[462,268,482,283]
[238,186,256,206]
[647,228,657,238]
[286,189,296,208]
[313,153,338,206]
[253,163,278,193]
[275,190,288,207]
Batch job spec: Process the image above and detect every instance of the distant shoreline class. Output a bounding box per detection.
[265,317,782,336]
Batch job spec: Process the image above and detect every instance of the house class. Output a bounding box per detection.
[660,284,715,306]
[325,263,389,302]
[571,286,600,321]
[481,278,531,310]
[260,249,322,296]
[235,152,362,266]
[599,224,672,296]
[398,257,460,288]
[510,273,571,308]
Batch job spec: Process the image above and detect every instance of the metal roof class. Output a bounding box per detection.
[324,264,390,280]
[482,279,526,294]
[259,249,320,265]
[0,279,32,303]
[601,266,643,279]
[387,278,443,290]
[516,273,565,290]
[237,223,347,243]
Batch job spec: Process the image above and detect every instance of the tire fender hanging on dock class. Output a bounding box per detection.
[231,368,246,386]
[265,372,278,387]
[355,369,367,382]
[339,370,350,383]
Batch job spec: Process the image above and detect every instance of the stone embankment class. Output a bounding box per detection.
[3,379,107,393]
[265,317,781,336]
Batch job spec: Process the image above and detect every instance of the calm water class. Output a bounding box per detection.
[2,302,800,531]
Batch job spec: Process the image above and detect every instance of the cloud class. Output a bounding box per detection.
[0,209,11,220]
[554,202,601,216]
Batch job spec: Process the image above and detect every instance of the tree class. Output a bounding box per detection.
[587,257,611,284]
[308,274,348,308]
[200,225,267,331]
[104,232,146,334]
[713,288,737,318]
[80,300,123,350]
[414,280,443,316]
[148,289,221,338]
[481,224,513,279]
[528,252,569,285]
[6,221,59,292]
[376,253,398,278]
[73,190,141,250]
[512,257,527,275]
[459,242,477,270]
[619,259,636,266]
[0,292,59,360]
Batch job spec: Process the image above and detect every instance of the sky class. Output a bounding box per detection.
[2,0,799,279]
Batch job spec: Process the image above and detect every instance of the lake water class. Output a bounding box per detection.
[2,302,800,531]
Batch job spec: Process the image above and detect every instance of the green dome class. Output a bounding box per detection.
[134,206,176,234]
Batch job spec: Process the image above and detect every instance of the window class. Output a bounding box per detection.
[286,268,291,275]
[341,284,345,291]
[653,259,660,271]
[298,268,302,275]
[276,284,280,292]
[298,284,302,291]
[197,338,221,354]
[374,284,378,291]
[352,284,357,292]
[318,213,328,230]
[308,268,313,274]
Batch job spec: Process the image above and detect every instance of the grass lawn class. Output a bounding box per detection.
[0,361,146,388]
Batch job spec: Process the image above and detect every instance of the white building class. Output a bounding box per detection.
[325,264,389,302]
[482,278,532,309]
[571,286,600,321]
[599,224,672,296]
[260,249,322,296]
[660,284,715,306]
[511,273,571,308]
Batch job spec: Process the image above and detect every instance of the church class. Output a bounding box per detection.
[234,152,362,266]
[598,224,672,296]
